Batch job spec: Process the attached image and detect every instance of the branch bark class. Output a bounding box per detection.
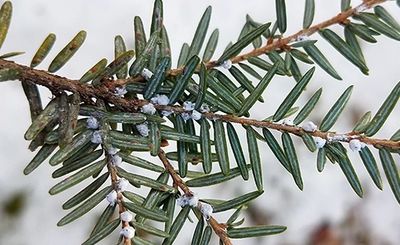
[158,149,232,245]
[108,0,386,89]
[1,58,399,150]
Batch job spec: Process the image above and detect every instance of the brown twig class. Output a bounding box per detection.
[108,0,386,90]
[229,0,385,64]
[158,149,232,245]
[1,58,399,150]
[203,113,400,150]
[158,149,191,195]
[106,157,131,245]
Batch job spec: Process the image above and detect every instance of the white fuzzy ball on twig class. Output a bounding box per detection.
[111,154,122,167]
[151,94,170,105]
[114,86,127,97]
[199,202,213,219]
[120,211,133,222]
[136,123,149,137]
[191,110,202,121]
[302,121,317,132]
[349,139,365,152]
[282,118,294,126]
[117,178,129,192]
[86,116,99,129]
[106,190,118,205]
[91,130,103,144]
[176,193,199,208]
[183,101,195,111]
[120,226,135,239]
[141,68,154,81]
[141,103,156,115]
[314,137,326,149]
[221,60,232,69]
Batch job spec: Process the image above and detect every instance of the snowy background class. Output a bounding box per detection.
[0,0,399,244]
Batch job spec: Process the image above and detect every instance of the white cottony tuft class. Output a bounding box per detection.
[141,68,154,81]
[161,110,173,117]
[302,121,318,132]
[176,195,187,207]
[120,211,133,222]
[106,190,118,205]
[118,178,129,192]
[151,94,170,105]
[181,112,192,122]
[221,60,232,69]
[188,195,199,207]
[199,104,210,113]
[141,103,156,115]
[181,112,191,122]
[91,130,103,144]
[282,118,294,126]
[136,123,149,137]
[86,116,99,129]
[191,110,202,121]
[120,226,135,239]
[349,139,365,152]
[111,154,122,167]
[314,137,326,148]
[114,86,127,97]
[183,101,195,111]
[176,193,199,208]
[200,202,213,219]
[107,147,118,156]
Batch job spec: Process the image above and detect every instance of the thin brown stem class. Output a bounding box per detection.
[204,113,400,150]
[229,0,385,64]
[107,157,131,245]
[158,149,191,195]
[158,149,232,244]
[108,0,385,90]
[1,58,398,150]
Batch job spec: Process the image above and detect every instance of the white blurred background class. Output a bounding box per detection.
[0,0,399,244]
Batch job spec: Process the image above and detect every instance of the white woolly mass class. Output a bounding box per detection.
[161,110,173,117]
[314,137,326,149]
[91,130,103,144]
[188,195,199,207]
[111,154,122,167]
[349,139,365,152]
[120,211,133,222]
[181,112,191,122]
[176,194,199,208]
[183,101,195,111]
[86,116,99,129]
[151,94,170,105]
[200,202,213,219]
[114,86,127,97]
[106,190,118,205]
[302,121,317,132]
[108,147,118,156]
[136,123,149,137]
[141,68,154,81]
[282,118,294,126]
[118,178,129,192]
[191,110,202,121]
[120,226,135,239]
[141,103,156,115]
[221,60,232,69]
[199,104,210,113]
